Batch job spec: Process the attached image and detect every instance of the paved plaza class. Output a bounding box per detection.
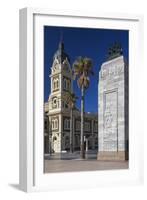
[45,150,98,160]
[44,151,128,173]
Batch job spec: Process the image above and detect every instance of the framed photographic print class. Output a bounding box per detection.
[19,8,144,192]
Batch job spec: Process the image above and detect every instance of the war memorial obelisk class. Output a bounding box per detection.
[97,43,129,160]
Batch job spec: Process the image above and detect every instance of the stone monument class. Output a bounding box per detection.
[97,43,129,160]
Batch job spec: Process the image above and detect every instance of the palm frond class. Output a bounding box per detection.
[62,91,78,109]
[77,75,84,88]
[73,56,93,89]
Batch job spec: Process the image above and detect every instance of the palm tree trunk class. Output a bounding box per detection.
[70,108,73,153]
[80,85,85,159]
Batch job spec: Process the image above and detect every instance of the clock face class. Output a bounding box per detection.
[52,97,58,108]
[53,98,57,105]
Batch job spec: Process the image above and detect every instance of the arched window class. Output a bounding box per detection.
[63,78,70,91]
[67,120,70,129]
[63,79,67,90]
[52,120,54,129]
[53,77,59,91]
[64,119,67,129]
[64,118,70,130]
[52,118,58,130]
[53,81,56,90]
[55,119,58,129]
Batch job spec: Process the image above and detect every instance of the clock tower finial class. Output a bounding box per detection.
[53,36,70,64]
[58,30,64,51]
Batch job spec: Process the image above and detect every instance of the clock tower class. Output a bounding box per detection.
[48,41,72,153]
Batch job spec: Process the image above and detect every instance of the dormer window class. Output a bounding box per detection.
[52,58,60,74]
[63,61,70,72]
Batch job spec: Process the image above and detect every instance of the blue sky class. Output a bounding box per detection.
[44,26,128,112]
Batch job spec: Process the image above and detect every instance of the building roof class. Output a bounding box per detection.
[53,41,70,64]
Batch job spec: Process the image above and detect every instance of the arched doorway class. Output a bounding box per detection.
[53,136,58,152]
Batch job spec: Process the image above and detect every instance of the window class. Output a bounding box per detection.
[55,119,58,129]
[64,118,70,130]
[52,118,58,130]
[65,103,68,108]
[63,78,70,91]
[76,121,81,131]
[84,122,90,132]
[94,122,98,132]
[53,81,56,90]
[53,77,59,91]
[63,101,68,109]
[52,121,54,129]
[75,135,79,146]
[63,79,67,90]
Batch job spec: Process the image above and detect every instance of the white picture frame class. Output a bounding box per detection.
[19,7,144,192]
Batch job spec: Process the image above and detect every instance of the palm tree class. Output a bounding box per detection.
[73,57,93,159]
[63,91,78,153]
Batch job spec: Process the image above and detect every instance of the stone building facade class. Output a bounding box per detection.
[44,42,98,154]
